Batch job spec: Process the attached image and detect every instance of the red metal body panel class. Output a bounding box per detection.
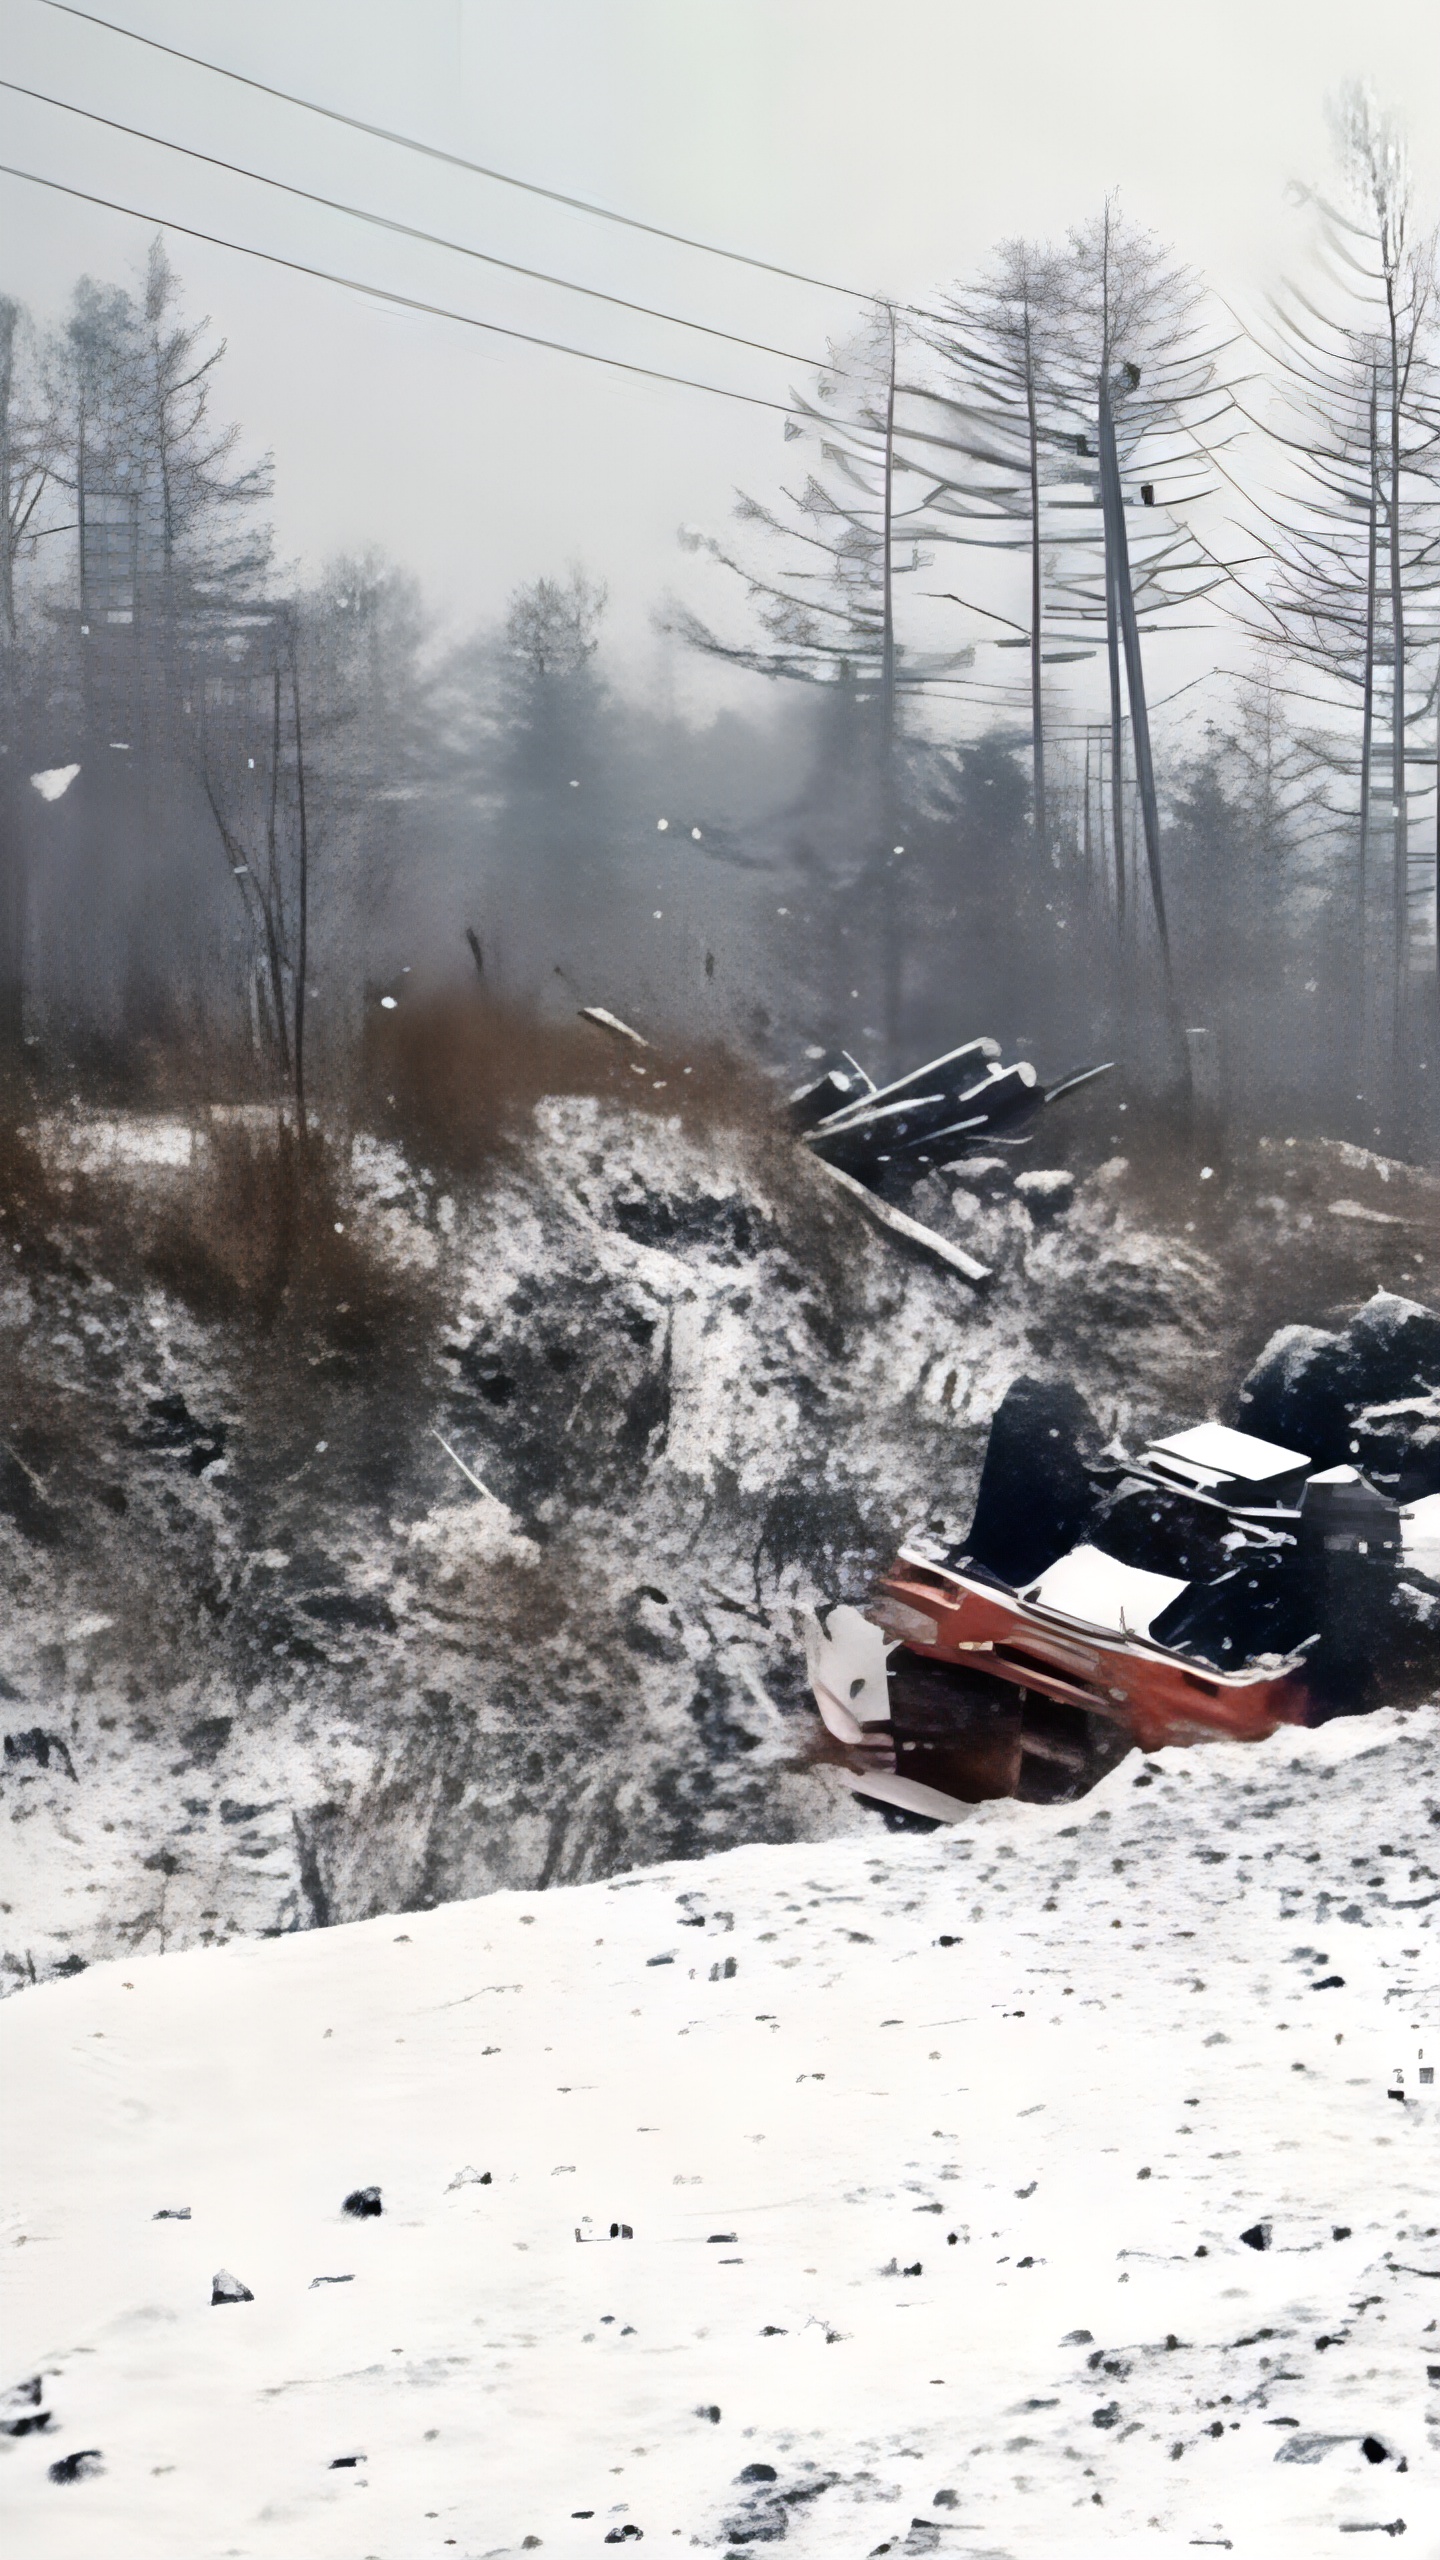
[873,1556,1312,1754]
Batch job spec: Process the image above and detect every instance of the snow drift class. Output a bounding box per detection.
[1,1704,1434,2557]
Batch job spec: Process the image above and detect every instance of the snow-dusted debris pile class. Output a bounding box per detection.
[2,1083,1437,1987]
[1,1709,1434,2557]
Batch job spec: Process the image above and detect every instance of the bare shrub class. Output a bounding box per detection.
[144,1114,436,1364]
[367,987,772,1173]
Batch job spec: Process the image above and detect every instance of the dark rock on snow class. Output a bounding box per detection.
[4,1727,76,1779]
[48,2449,104,2482]
[1,2374,52,2435]
[1237,1291,1440,1494]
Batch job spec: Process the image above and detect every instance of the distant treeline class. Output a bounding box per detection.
[1,83,1436,1150]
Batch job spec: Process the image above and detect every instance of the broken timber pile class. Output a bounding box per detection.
[787,1033,1110,1286]
[789,1039,1110,1182]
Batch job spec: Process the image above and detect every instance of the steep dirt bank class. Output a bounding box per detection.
[2,1063,1437,1988]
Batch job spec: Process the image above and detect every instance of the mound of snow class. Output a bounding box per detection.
[2,1708,1433,2557]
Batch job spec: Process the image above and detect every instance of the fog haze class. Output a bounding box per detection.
[6,0,1438,692]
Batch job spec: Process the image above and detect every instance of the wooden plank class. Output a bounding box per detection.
[811,1155,992,1285]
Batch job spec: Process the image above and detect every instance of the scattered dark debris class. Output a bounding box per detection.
[297,1589,399,1634]
[0,1442,64,1544]
[342,2186,382,2218]
[3,1727,76,1780]
[47,2449,103,2484]
[211,2269,253,2304]
[135,1391,227,1477]
[178,1716,232,1768]
[719,2460,835,2547]
[1,2376,52,2436]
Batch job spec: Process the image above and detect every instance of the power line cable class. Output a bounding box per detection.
[39,0,921,316]
[0,75,829,372]
[0,159,805,416]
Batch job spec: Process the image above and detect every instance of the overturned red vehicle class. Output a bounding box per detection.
[806,1371,1426,1819]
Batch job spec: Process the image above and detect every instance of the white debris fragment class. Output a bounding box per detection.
[578,1005,650,1049]
[810,1156,992,1285]
[1022,1542,1189,1637]
[803,1603,893,1743]
[28,764,79,802]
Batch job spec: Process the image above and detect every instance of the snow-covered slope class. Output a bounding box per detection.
[3,1706,1434,2558]
[4,1095,1252,1986]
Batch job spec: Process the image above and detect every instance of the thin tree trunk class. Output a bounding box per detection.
[879,303,901,1066]
[290,646,309,1141]
[1099,204,1125,946]
[880,308,897,780]
[0,300,16,646]
[264,665,290,1082]
[1105,548,1126,934]
[1024,302,1046,858]
[1099,383,1184,1076]
[1359,368,1378,916]
[205,768,289,1082]
[1082,732,1093,892]
[1356,366,1379,1090]
[1385,309,1408,1107]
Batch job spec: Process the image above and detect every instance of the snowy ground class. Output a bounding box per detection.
[3,1704,1435,2559]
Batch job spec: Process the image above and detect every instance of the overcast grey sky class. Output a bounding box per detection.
[4,0,1438,708]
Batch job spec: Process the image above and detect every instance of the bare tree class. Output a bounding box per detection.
[506,565,607,679]
[137,238,273,632]
[912,240,1075,854]
[1231,89,1439,1099]
[0,298,63,647]
[904,208,1231,1062]
[202,612,311,1116]
[1331,93,1437,924]
[668,307,972,1053]
[1055,201,1231,1005]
